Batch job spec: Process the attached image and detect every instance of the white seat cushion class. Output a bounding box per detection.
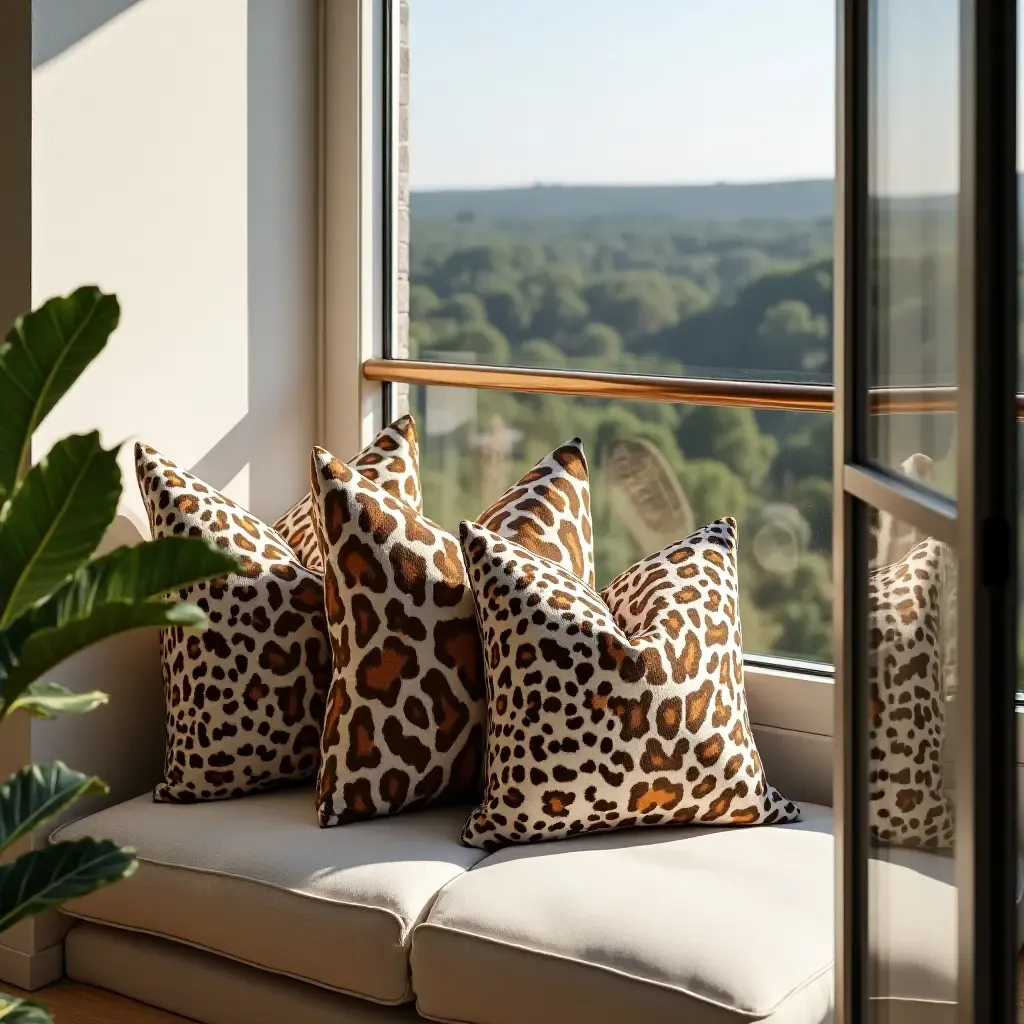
[413,804,836,1024]
[52,789,485,1004]
[869,846,955,1021]
[66,923,421,1024]
[412,803,960,1024]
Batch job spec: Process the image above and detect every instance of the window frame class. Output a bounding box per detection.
[319,0,388,462]
[319,0,1024,789]
[833,1,1019,1020]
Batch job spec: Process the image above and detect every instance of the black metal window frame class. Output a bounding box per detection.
[834,1,1019,1021]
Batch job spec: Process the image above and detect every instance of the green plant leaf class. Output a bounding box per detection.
[0,837,136,933]
[0,536,238,716]
[7,682,108,719]
[0,433,121,628]
[0,287,119,499]
[28,535,240,621]
[0,763,106,854]
[0,602,201,723]
[0,994,51,1023]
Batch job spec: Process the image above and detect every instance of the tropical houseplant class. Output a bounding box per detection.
[0,287,238,1022]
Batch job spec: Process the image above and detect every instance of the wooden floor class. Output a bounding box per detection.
[3,980,193,1024]
[7,962,1024,1023]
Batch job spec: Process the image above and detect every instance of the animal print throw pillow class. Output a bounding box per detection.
[274,414,422,575]
[311,438,595,826]
[474,441,596,588]
[868,453,959,802]
[460,516,800,850]
[867,537,954,849]
[135,445,332,803]
[869,453,935,568]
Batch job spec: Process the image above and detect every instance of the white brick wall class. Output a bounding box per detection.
[391,0,411,415]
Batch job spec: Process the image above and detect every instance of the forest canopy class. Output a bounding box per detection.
[406,182,964,665]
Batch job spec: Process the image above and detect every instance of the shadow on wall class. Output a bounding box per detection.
[32,0,142,68]
[188,0,318,522]
[27,0,319,813]
[34,0,318,524]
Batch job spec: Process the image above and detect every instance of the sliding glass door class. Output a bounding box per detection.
[834,1,1018,1021]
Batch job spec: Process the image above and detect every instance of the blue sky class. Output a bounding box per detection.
[408,1,973,195]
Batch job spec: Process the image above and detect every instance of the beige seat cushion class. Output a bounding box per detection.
[66,922,419,1024]
[869,847,955,1022]
[413,804,836,1024]
[52,789,485,1004]
[413,803,960,1024]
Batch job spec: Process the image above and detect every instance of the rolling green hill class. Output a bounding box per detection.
[410,178,990,224]
[412,179,836,222]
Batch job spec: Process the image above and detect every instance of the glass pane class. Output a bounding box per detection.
[865,510,958,1020]
[404,2,835,382]
[411,383,833,664]
[867,0,959,497]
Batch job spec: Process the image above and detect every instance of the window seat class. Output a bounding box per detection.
[52,791,966,1024]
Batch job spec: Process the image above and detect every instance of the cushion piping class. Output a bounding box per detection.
[50,815,415,929]
[61,911,414,1006]
[411,920,834,1020]
[869,995,957,1009]
[48,815,468,942]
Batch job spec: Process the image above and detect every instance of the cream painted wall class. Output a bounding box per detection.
[27,0,318,783]
[0,0,318,985]
[32,0,316,528]
[32,0,248,532]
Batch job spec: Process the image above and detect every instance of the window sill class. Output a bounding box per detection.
[745,659,1024,770]
[744,659,834,737]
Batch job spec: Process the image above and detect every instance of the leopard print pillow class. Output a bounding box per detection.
[867,537,954,849]
[274,414,422,575]
[474,440,595,588]
[460,516,800,849]
[135,445,331,803]
[868,453,934,567]
[311,438,595,826]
